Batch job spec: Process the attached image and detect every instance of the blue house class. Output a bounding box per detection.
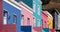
[3,0,21,32]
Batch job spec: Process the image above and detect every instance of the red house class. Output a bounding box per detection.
[0,0,2,31]
[42,11,48,28]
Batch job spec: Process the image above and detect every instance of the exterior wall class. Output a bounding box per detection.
[32,27,42,32]
[48,9,59,29]
[58,14,60,30]
[3,24,16,32]
[49,29,55,32]
[20,4,33,32]
[48,16,53,29]
[18,1,33,32]
[21,7,33,26]
[33,0,42,27]
[0,0,2,31]
[42,11,48,28]
[32,0,42,32]
[55,12,58,30]
[42,28,49,32]
[3,0,21,32]
[44,11,53,29]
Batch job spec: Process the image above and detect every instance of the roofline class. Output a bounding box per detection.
[43,8,59,15]
[42,11,48,17]
[4,0,33,14]
[3,0,21,10]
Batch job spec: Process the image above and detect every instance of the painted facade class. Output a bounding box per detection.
[55,13,60,32]
[21,7,33,26]
[0,0,2,31]
[33,0,42,27]
[58,14,60,30]
[8,0,33,32]
[14,0,33,32]
[32,0,42,32]
[20,1,33,32]
[3,0,21,32]
[48,15,53,29]
[42,11,48,28]
[48,9,59,30]
[19,1,33,26]
[42,28,49,32]
[49,29,56,32]
[44,11,53,29]
[42,11,49,32]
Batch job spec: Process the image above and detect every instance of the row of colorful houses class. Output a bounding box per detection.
[0,0,60,32]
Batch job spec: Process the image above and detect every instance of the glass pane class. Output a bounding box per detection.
[13,14,16,24]
[27,18,30,25]
[33,17,36,27]
[38,20,40,27]
[38,6,40,15]
[21,15,24,25]
[3,11,8,24]
[33,2,36,12]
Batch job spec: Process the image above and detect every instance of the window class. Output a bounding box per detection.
[33,17,36,27]
[45,21,46,28]
[27,18,30,25]
[3,11,8,24]
[33,2,36,12]
[38,6,40,15]
[21,15,24,25]
[13,14,17,24]
[37,20,40,27]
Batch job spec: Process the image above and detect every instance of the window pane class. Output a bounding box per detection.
[3,11,8,24]
[38,6,40,15]
[13,14,16,24]
[27,18,30,25]
[33,2,36,12]
[33,17,36,27]
[21,15,24,25]
[38,20,40,27]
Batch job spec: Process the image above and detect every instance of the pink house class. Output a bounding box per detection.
[21,8,33,26]
[42,11,48,28]
[20,2,33,26]
[20,3,33,31]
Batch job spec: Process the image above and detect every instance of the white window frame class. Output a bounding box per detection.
[33,16,36,27]
[33,1,36,12]
[3,10,8,25]
[21,15,24,25]
[27,18,30,25]
[13,14,17,24]
[38,5,40,15]
[37,19,40,27]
